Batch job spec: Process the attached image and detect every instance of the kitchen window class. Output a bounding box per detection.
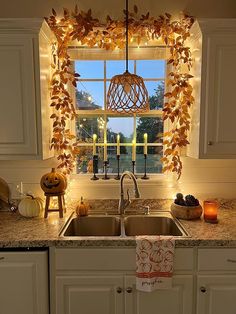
[70,47,166,176]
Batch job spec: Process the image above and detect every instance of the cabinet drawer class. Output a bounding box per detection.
[55,248,194,272]
[198,248,236,271]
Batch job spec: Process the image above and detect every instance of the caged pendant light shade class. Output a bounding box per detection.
[106,0,149,114]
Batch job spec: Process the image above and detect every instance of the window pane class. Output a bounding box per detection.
[136,116,163,149]
[76,81,104,109]
[136,146,162,174]
[106,60,134,79]
[107,117,134,143]
[75,60,104,79]
[76,117,104,142]
[76,148,105,174]
[136,60,165,78]
[145,81,165,109]
[110,147,133,173]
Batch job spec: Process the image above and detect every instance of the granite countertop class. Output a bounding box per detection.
[1,199,236,248]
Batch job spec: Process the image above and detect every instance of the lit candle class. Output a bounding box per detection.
[117,134,120,156]
[144,133,148,155]
[203,200,218,223]
[104,139,107,162]
[92,134,97,155]
[132,140,136,161]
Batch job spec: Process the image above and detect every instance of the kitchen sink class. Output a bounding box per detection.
[123,215,185,236]
[62,215,121,236]
[60,211,189,238]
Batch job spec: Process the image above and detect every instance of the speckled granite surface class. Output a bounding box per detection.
[1,199,236,248]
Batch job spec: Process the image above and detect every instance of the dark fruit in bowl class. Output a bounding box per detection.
[176,193,184,200]
[185,194,199,206]
[174,193,186,205]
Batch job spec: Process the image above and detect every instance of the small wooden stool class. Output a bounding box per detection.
[44,192,66,218]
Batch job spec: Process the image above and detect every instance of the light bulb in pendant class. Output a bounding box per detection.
[124,82,131,94]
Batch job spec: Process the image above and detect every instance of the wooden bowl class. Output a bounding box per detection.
[171,203,203,220]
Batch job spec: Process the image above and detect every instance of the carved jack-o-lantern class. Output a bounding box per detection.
[40,168,67,194]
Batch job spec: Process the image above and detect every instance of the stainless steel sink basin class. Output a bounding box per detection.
[62,215,121,236]
[124,215,186,236]
[60,211,188,238]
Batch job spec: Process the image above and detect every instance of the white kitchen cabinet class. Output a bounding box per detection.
[197,248,236,314]
[124,275,193,314]
[187,19,236,158]
[0,250,49,314]
[197,275,236,314]
[0,19,54,160]
[52,247,194,314]
[56,275,123,314]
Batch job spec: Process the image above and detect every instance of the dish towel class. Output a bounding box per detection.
[136,235,175,292]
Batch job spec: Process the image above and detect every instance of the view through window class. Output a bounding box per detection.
[75,59,165,175]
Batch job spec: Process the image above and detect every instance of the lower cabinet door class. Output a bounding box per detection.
[124,275,193,314]
[56,275,124,314]
[197,275,236,314]
[0,251,49,314]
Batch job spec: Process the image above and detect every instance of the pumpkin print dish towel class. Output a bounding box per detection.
[136,236,175,292]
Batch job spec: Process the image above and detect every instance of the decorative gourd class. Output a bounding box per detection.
[40,168,67,194]
[18,194,43,218]
[76,197,90,217]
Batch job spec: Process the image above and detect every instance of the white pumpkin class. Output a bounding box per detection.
[18,194,43,218]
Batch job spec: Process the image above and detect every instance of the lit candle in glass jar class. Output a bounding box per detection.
[203,200,218,223]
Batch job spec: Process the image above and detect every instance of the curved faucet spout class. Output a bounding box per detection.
[118,171,141,215]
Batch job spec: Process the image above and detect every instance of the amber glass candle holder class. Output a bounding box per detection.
[203,200,219,223]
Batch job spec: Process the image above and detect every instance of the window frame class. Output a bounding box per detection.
[69,48,169,178]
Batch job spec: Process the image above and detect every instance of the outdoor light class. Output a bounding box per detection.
[106,0,149,114]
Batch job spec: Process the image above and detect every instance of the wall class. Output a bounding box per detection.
[1,0,236,201]
[0,0,236,19]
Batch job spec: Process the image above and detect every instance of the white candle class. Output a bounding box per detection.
[93,134,97,155]
[144,133,148,155]
[104,139,107,162]
[132,140,136,161]
[117,134,120,156]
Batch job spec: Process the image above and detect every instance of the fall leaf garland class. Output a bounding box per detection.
[45,5,194,178]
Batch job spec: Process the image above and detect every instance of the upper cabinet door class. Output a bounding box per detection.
[204,34,236,157]
[0,19,54,160]
[187,20,236,159]
[0,34,38,157]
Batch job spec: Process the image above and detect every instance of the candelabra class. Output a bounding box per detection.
[141,154,149,180]
[90,155,99,180]
[114,155,120,180]
[102,161,110,180]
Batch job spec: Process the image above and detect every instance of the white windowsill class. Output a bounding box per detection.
[70,173,177,187]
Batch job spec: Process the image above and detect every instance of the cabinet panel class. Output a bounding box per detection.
[0,34,38,157]
[197,275,236,314]
[55,248,194,272]
[125,275,193,314]
[0,251,49,314]
[56,275,123,314]
[204,35,236,156]
[188,20,236,158]
[198,248,236,271]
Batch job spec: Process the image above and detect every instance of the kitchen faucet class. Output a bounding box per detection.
[118,171,141,215]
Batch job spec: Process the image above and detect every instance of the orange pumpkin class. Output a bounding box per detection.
[40,168,67,194]
[76,197,90,217]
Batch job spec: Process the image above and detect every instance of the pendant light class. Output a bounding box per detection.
[106,0,149,113]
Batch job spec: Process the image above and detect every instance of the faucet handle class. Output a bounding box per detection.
[143,206,150,215]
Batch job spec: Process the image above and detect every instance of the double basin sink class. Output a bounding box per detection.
[60,211,188,238]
